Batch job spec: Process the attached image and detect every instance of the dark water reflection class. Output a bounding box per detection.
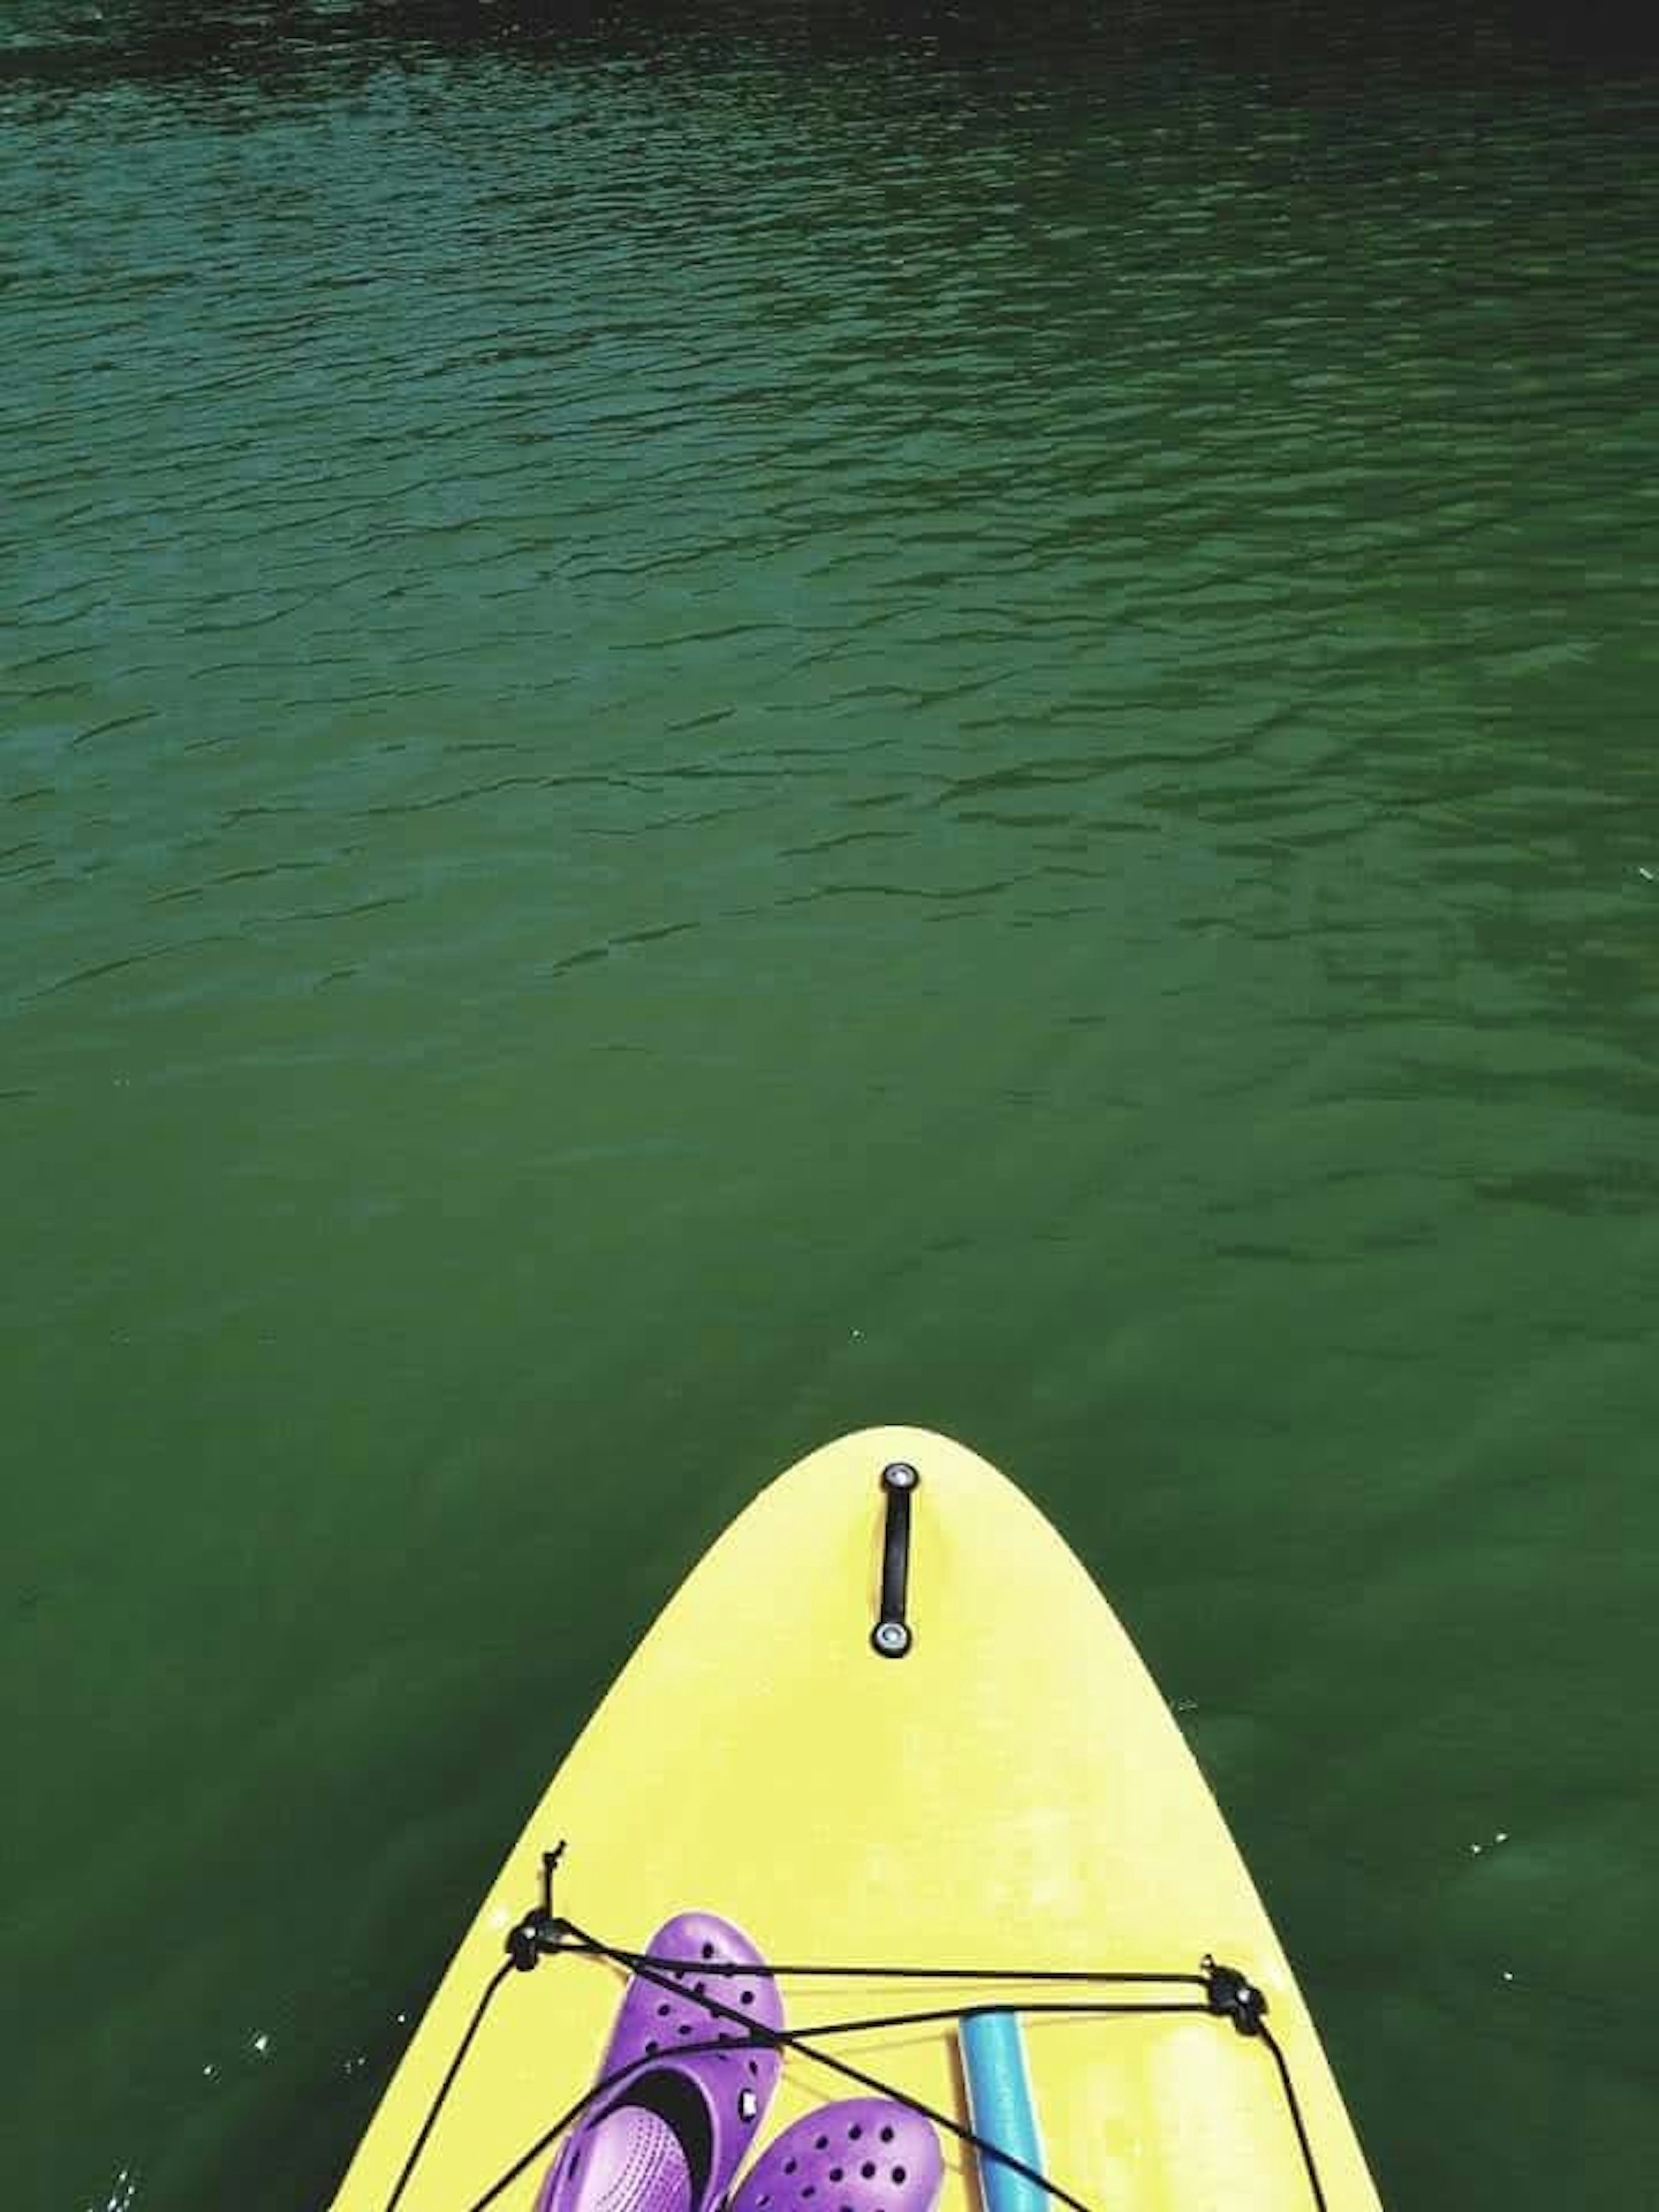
[6,0,1659,95]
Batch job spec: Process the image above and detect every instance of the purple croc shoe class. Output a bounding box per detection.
[536,1912,785,2212]
[729,2099,943,2212]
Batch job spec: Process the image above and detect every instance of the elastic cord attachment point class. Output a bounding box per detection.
[506,1906,570,1971]
[1202,1957,1268,2036]
[507,1913,545,1971]
[508,1843,569,1970]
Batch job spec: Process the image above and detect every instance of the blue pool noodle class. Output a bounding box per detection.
[960,2011,1046,2212]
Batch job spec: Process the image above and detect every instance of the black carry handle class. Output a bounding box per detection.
[871,1460,918,1657]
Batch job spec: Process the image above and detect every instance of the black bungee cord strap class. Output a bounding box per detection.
[381,1855,1328,2212]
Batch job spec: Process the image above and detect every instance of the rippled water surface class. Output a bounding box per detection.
[5,6,1658,2206]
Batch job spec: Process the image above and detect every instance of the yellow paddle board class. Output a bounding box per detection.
[330,1428,1382,2212]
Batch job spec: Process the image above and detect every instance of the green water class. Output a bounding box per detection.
[5,5,1657,2206]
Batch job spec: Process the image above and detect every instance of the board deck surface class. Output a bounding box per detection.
[330,1427,1382,2212]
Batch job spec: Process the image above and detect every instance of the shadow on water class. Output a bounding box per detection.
[5,0,1659,99]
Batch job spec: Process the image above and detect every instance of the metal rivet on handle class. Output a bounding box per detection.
[871,1619,912,1658]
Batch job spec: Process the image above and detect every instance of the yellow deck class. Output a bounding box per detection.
[330,1427,1381,2212]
